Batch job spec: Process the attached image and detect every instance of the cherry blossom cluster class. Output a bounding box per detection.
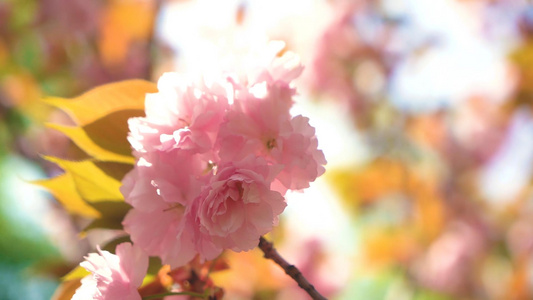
[74,42,326,299]
[121,42,325,268]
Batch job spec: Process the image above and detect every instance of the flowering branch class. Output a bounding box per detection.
[258,236,327,300]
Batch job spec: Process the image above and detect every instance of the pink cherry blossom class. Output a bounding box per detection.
[121,152,207,267]
[119,41,325,268]
[218,82,326,190]
[72,243,148,300]
[271,115,327,190]
[122,150,208,208]
[122,196,197,268]
[179,156,287,259]
[128,72,228,156]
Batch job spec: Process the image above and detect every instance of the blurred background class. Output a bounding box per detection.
[1,0,533,299]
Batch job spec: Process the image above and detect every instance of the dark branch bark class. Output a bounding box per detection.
[258,236,327,300]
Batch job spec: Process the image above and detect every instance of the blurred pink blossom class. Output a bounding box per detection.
[414,221,486,295]
[72,242,148,300]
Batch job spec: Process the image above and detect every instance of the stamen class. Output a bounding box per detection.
[266,138,277,150]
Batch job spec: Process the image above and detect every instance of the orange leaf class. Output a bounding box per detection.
[98,0,156,65]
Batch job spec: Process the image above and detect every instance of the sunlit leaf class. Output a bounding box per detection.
[211,249,287,291]
[94,161,133,181]
[61,266,89,282]
[51,278,82,300]
[32,173,100,218]
[83,201,132,232]
[0,38,7,67]
[1,73,42,108]
[506,259,531,299]
[44,79,156,126]
[327,159,446,240]
[101,235,132,253]
[362,228,418,268]
[326,160,410,211]
[98,0,156,65]
[46,123,134,164]
[43,156,124,202]
[411,182,446,242]
[83,109,143,156]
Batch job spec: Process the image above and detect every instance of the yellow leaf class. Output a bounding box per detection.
[0,37,8,65]
[51,278,82,300]
[61,265,90,281]
[211,249,288,292]
[44,80,157,126]
[32,174,100,218]
[139,274,157,288]
[362,228,418,269]
[46,123,135,164]
[99,0,156,65]
[83,201,132,232]
[327,159,446,243]
[326,159,410,211]
[1,73,41,107]
[82,109,144,156]
[93,161,133,182]
[44,156,124,202]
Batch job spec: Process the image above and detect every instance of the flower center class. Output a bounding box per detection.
[205,160,217,175]
[178,117,190,128]
[266,138,277,150]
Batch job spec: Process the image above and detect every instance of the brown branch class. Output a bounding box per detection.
[258,236,327,300]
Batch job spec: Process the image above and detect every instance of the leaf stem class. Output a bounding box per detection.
[258,236,327,300]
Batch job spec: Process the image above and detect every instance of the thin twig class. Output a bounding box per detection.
[258,236,327,300]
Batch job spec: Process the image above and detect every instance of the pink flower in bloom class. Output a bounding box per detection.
[123,195,196,268]
[122,151,207,206]
[271,115,327,190]
[179,156,287,260]
[121,152,207,267]
[72,243,148,300]
[128,72,228,156]
[218,81,326,191]
[120,42,325,268]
